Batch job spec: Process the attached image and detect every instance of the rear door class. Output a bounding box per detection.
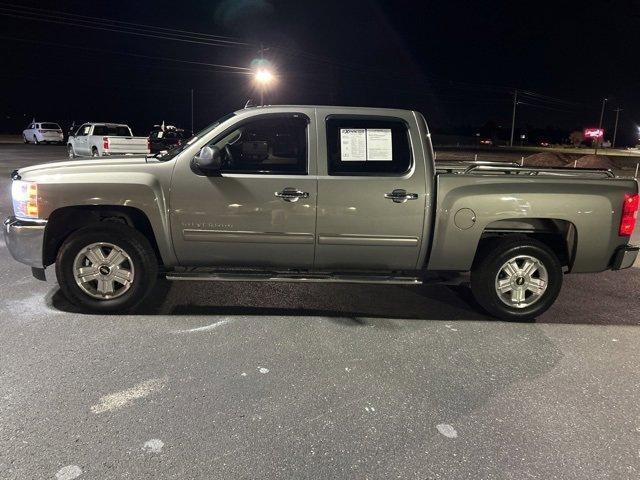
[314,109,429,271]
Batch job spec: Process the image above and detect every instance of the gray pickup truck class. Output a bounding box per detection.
[4,106,639,320]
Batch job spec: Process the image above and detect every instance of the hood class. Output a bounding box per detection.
[17,156,150,179]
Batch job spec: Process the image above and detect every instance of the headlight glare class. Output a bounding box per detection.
[12,181,39,219]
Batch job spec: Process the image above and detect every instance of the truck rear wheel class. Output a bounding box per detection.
[470,236,562,321]
[55,224,158,313]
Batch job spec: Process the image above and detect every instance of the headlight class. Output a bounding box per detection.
[12,181,39,219]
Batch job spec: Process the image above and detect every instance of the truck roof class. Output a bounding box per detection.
[235,105,416,115]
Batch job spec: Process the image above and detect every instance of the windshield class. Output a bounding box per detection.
[155,112,236,161]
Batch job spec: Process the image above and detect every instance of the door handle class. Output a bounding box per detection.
[275,187,309,203]
[384,189,419,203]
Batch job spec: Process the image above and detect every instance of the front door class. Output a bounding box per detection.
[170,112,318,269]
[74,124,91,155]
[314,111,428,272]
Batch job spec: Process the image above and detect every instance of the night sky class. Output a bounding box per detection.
[2,0,639,144]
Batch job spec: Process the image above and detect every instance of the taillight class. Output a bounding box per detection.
[103,136,109,150]
[619,193,639,236]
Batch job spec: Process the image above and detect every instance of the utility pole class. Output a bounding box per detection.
[509,89,518,147]
[190,88,194,135]
[612,107,622,148]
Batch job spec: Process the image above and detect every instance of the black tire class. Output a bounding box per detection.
[67,144,76,159]
[55,223,158,313]
[23,135,28,144]
[91,147,99,157]
[34,135,39,145]
[470,236,563,321]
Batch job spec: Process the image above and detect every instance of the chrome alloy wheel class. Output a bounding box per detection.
[72,242,135,300]
[494,255,548,309]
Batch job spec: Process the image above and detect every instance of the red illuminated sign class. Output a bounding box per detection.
[584,128,604,139]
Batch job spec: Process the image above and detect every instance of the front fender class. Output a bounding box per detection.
[34,169,177,266]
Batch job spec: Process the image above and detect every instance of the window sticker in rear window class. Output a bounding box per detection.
[339,128,393,161]
[366,129,392,161]
[340,128,366,161]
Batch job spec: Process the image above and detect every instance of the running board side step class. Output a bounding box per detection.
[165,271,422,285]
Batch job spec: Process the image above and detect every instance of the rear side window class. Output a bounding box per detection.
[326,117,412,175]
[93,125,106,135]
[110,126,131,136]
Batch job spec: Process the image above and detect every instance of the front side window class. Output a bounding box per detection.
[208,114,308,174]
[326,117,412,175]
[77,125,90,136]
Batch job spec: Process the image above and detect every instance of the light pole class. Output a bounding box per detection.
[598,97,608,130]
[595,97,608,155]
[509,89,518,147]
[612,107,622,148]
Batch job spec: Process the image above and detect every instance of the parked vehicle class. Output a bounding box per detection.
[4,106,639,319]
[67,123,149,158]
[22,122,64,144]
[149,125,189,154]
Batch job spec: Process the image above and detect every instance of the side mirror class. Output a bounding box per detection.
[192,145,222,175]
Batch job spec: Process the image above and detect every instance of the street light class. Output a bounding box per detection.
[254,68,275,107]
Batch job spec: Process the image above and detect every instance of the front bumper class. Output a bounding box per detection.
[612,244,639,270]
[3,216,47,268]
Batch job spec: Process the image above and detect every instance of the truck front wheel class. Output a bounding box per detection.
[470,237,563,321]
[55,224,158,313]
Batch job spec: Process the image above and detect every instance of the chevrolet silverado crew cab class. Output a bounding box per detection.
[4,106,639,320]
[67,122,149,158]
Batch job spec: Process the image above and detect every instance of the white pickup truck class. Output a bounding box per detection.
[67,123,149,158]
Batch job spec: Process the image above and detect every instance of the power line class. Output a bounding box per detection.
[0,35,251,72]
[0,2,252,45]
[0,9,254,49]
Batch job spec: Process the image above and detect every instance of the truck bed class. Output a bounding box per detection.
[428,161,639,273]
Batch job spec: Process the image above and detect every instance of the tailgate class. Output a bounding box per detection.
[106,136,149,154]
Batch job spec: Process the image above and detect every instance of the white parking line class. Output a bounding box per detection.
[91,378,165,414]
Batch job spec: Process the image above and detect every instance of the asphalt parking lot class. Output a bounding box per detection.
[1,144,639,479]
